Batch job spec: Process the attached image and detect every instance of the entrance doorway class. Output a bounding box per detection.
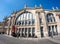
[40,27,44,37]
[48,26,51,36]
[48,25,58,37]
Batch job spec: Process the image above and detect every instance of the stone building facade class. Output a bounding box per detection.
[3,5,60,38]
[0,22,4,33]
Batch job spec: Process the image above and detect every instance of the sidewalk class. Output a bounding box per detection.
[48,35,60,44]
[3,34,60,44]
[4,34,13,37]
[3,34,47,40]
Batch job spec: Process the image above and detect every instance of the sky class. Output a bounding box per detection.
[0,0,60,22]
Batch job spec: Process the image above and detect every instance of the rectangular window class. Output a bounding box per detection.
[40,18,42,24]
[55,25,58,35]
[32,19,35,25]
[40,27,44,37]
[32,27,35,33]
[52,25,55,35]
[19,21,21,25]
[28,20,31,25]
[54,17,55,22]
[25,28,27,32]
[22,21,24,25]
[48,26,51,36]
[25,20,27,25]
[59,16,60,20]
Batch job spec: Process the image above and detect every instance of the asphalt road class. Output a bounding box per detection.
[0,34,58,44]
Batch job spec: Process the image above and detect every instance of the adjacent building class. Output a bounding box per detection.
[0,22,4,34]
[3,5,60,38]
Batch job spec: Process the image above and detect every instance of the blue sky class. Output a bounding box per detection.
[0,0,60,22]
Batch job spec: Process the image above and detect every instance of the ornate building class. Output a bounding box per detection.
[3,5,60,38]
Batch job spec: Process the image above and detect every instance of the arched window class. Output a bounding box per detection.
[15,12,35,25]
[46,13,55,23]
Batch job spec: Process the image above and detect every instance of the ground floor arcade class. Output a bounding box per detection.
[6,25,58,38]
[4,21,59,38]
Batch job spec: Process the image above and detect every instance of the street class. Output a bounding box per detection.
[0,34,58,44]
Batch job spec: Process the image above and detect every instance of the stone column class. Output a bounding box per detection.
[31,28,32,37]
[43,28,47,37]
[7,17,11,35]
[55,15,60,34]
[43,12,49,37]
[54,26,56,35]
[35,12,41,38]
[24,28,25,37]
[9,29,12,35]
[6,29,8,35]
[20,29,22,37]
[27,28,28,37]
[55,25,58,35]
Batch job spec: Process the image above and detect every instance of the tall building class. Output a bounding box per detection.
[3,5,60,38]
